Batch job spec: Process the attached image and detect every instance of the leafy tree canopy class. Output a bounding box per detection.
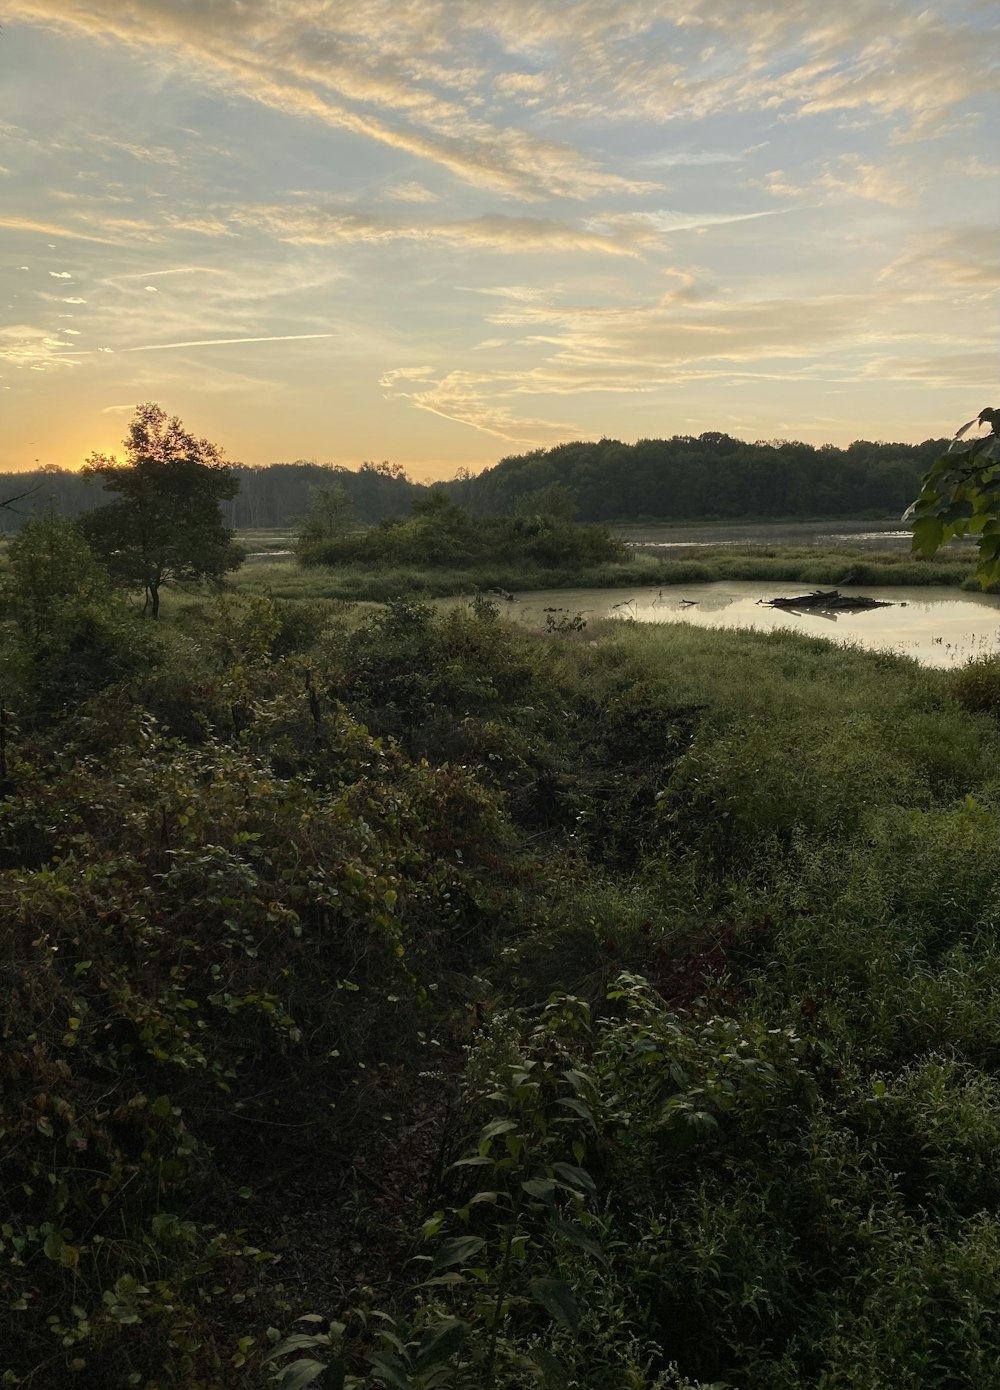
[80,403,241,617]
[908,408,1000,589]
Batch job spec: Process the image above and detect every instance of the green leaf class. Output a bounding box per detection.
[431,1235,486,1270]
[413,1318,467,1372]
[479,1118,517,1145]
[529,1278,580,1335]
[151,1094,173,1118]
[367,1351,415,1390]
[531,1347,569,1387]
[546,1216,606,1263]
[911,515,944,557]
[274,1359,331,1390]
[271,1334,328,1358]
[551,1162,596,1194]
[521,1177,557,1200]
[555,1096,595,1124]
[320,1358,346,1390]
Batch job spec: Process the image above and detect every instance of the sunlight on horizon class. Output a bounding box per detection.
[1,1,997,478]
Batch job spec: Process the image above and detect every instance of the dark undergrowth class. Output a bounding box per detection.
[2,525,998,1388]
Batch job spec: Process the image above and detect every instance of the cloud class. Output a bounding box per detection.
[943,155,1000,180]
[638,145,766,169]
[381,366,583,443]
[765,154,912,206]
[379,256,996,444]
[115,266,226,280]
[166,215,238,237]
[227,204,653,256]
[73,333,339,356]
[380,366,436,384]
[860,351,998,389]
[0,322,82,370]
[592,206,796,235]
[0,213,117,243]
[878,227,999,291]
[462,285,552,302]
[382,181,440,204]
[91,135,180,167]
[493,71,551,97]
[5,0,656,200]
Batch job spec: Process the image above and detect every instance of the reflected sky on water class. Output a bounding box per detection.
[505,583,999,668]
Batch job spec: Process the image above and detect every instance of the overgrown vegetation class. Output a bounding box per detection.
[2,407,999,1388]
[294,487,626,577]
[908,406,1000,589]
[2,498,998,1386]
[230,540,980,605]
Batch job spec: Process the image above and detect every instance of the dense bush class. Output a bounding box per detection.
[296,492,626,574]
[2,576,998,1388]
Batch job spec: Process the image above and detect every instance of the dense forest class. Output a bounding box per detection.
[0,460,420,534]
[0,433,947,534]
[447,434,949,521]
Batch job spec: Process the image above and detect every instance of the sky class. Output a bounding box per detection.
[1,2,998,480]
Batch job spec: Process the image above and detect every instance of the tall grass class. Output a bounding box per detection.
[229,544,983,603]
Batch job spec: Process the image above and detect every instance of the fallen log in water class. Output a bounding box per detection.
[761,589,893,611]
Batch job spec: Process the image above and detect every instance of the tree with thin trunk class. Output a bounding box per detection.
[80,403,242,618]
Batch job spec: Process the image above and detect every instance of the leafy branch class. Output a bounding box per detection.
[906,407,1000,589]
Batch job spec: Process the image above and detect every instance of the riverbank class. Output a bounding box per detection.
[231,542,984,604]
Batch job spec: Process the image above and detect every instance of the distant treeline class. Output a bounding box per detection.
[446,433,950,521]
[0,460,420,534]
[1,433,948,534]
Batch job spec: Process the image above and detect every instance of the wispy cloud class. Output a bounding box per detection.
[0,213,117,243]
[65,333,338,356]
[5,0,656,200]
[591,207,797,235]
[227,205,653,256]
[878,226,999,291]
[765,154,913,206]
[379,255,997,444]
[381,365,583,443]
[382,181,440,204]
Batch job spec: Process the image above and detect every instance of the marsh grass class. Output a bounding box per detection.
[228,544,982,604]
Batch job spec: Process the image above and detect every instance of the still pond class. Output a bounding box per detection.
[506,583,999,668]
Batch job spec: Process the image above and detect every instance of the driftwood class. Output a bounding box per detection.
[761,589,893,612]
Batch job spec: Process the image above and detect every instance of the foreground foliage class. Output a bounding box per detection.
[908,407,1000,589]
[1,563,998,1388]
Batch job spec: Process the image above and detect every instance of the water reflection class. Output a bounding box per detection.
[507,582,999,668]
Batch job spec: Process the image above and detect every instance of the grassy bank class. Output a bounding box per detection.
[232,542,983,603]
